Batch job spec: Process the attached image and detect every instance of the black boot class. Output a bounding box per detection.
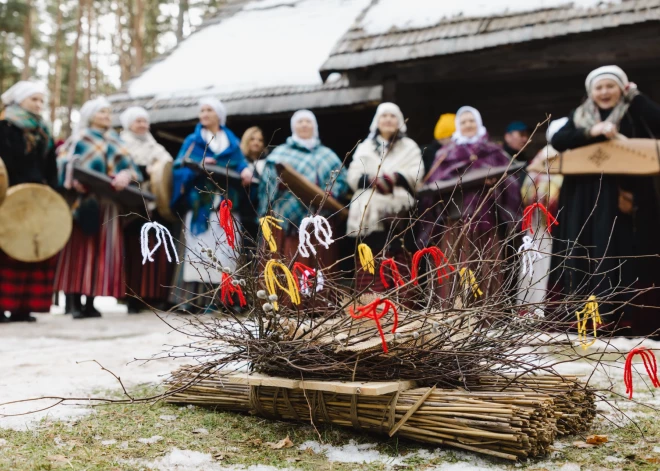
[83,296,102,318]
[68,294,84,318]
[9,310,37,322]
[126,298,142,314]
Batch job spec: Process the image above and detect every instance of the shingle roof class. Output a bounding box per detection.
[320,0,660,74]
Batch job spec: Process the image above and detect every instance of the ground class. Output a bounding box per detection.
[1,302,660,470]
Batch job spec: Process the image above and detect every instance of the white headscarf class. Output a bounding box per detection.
[1,80,47,107]
[368,102,407,140]
[452,106,487,145]
[547,117,568,142]
[290,109,319,150]
[585,65,629,95]
[199,97,227,127]
[120,106,149,130]
[75,96,112,136]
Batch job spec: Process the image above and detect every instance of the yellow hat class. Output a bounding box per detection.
[434,113,456,140]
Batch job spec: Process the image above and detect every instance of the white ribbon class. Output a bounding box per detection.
[299,268,324,295]
[518,235,542,279]
[298,215,333,258]
[140,222,179,265]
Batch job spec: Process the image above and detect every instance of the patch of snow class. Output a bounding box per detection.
[654,445,660,453]
[127,0,371,99]
[605,456,625,463]
[119,441,129,449]
[192,428,209,435]
[300,440,446,466]
[360,0,622,35]
[0,312,191,431]
[160,414,178,422]
[101,439,117,446]
[0,439,7,446]
[128,448,290,471]
[138,435,164,444]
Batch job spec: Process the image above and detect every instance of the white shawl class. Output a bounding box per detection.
[120,130,173,173]
[346,136,423,236]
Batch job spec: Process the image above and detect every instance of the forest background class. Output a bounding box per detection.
[1,0,226,136]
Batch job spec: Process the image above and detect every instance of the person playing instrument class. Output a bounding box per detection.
[550,65,660,335]
[0,81,57,322]
[421,113,455,174]
[346,102,423,292]
[120,106,174,312]
[420,106,521,297]
[258,110,347,267]
[54,97,140,319]
[169,97,251,313]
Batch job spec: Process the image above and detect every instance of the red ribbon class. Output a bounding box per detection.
[220,272,246,307]
[349,298,398,353]
[411,247,455,285]
[292,262,316,291]
[218,200,236,249]
[522,203,558,234]
[624,347,660,399]
[379,258,405,289]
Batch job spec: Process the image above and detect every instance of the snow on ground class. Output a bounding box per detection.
[359,0,621,35]
[127,0,371,99]
[127,448,291,471]
[0,301,193,430]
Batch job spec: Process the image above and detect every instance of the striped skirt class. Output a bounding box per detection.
[54,201,125,298]
[0,251,57,313]
[124,219,174,302]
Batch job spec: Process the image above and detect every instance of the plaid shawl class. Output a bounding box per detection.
[4,104,53,155]
[258,137,348,233]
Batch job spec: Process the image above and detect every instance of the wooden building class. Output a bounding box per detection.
[321,0,660,149]
[110,0,660,156]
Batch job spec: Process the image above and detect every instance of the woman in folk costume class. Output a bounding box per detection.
[550,65,660,335]
[120,106,174,312]
[346,102,423,293]
[54,97,141,319]
[169,97,251,313]
[517,118,567,307]
[0,81,57,322]
[240,126,268,245]
[420,106,521,298]
[258,110,347,268]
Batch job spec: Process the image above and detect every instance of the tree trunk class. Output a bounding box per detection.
[116,0,130,84]
[64,0,85,137]
[132,0,145,75]
[83,0,92,101]
[21,0,33,79]
[176,0,188,43]
[50,0,63,124]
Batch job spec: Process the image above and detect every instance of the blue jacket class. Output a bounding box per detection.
[171,123,248,235]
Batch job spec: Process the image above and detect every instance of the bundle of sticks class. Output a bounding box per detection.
[165,368,595,461]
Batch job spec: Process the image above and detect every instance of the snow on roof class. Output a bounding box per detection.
[127,0,371,99]
[358,0,621,35]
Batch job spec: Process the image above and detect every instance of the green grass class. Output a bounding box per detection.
[1,386,659,470]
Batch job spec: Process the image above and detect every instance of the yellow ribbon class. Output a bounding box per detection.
[357,243,375,274]
[459,268,483,298]
[260,216,284,252]
[264,260,301,310]
[576,295,601,350]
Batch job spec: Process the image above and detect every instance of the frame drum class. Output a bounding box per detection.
[0,183,72,262]
[0,157,7,206]
[150,159,176,222]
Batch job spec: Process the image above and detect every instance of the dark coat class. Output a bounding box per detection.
[550,94,660,324]
[0,120,57,188]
